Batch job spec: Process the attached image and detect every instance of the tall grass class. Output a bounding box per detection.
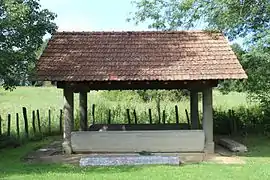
[0,87,254,134]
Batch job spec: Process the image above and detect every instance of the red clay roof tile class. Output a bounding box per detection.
[36,31,247,81]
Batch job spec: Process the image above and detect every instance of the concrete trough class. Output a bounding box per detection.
[71,130,205,153]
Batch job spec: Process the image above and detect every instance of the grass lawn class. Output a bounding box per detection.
[1,136,270,180]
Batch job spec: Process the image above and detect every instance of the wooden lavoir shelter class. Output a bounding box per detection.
[36,31,247,154]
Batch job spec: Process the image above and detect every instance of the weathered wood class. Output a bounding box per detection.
[79,91,88,131]
[59,109,63,133]
[36,110,41,133]
[126,109,131,124]
[57,80,218,91]
[185,109,191,129]
[71,130,205,153]
[32,110,36,134]
[7,114,11,136]
[232,110,238,134]
[156,98,161,124]
[175,105,179,124]
[92,104,96,125]
[133,109,137,124]
[108,109,111,124]
[148,109,152,124]
[16,113,20,138]
[48,109,51,134]
[0,115,2,135]
[22,107,29,138]
[190,90,199,129]
[218,138,248,152]
[63,87,74,154]
[162,110,166,124]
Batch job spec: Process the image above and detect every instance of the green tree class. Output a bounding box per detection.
[0,0,57,90]
[129,0,270,42]
[129,0,270,106]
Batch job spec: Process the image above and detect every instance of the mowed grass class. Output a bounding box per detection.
[0,86,255,133]
[1,135,270,180]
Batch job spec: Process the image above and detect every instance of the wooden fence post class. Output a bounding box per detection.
[48,109,51,134]
[16,113,20,138]
[162,110,166,124]
[156,98,161,124]
[185,109,191,129]
[108,109,111,124]
[175,105,179,124]
[133,109,137,124]
[126,109,131,124]
[92,104,96,125]
[59,109,63,134]
[148,109,152,124]
[22,107,29,139]
[0,115,2,135]
[36,110,41,134]
[7,114,11,136]
[32,110,36,134]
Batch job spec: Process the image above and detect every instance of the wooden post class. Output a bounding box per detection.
[0,115,2,135]
[22,107,29,139]
[108,109,111,124]
[48,109,51,134]
[36,110,41,134]
[92,104,96,125]
[190,90,199,129]
[127,109,131,124]
[203,87,214,153]
[133,109,137,124]
[148,109,152,124]
[59,109,63,133]
[185,109,191,129]
[232,110,237,134]
[162,110,166,124]
[79,91,88,131]
[175,105,179,124]
[63,87,74,154]
[16,113,20,138]
[32,110,36,134]
[7,114,11,136]
[157,98,161,124]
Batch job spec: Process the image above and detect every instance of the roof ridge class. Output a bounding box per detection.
[55,30,222,35]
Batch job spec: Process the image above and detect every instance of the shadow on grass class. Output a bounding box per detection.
[0,137,177,179]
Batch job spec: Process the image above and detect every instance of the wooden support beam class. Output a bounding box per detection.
[56,80,218,91]
[79,91,88,131]
[63,86,74,154]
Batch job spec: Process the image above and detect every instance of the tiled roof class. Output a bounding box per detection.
[36,31,247,81]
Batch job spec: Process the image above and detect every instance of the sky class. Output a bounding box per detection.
[40,0,150,32]
[39,0,242,45]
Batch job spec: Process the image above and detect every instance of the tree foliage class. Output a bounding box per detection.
[130,0,270,106]
[129,0,270,42]
[0,0,57,90]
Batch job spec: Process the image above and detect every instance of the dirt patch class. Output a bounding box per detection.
[23,140,246,165]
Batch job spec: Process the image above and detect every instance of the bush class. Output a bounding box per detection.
[213,105,270,135]
[0,134,21,149]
